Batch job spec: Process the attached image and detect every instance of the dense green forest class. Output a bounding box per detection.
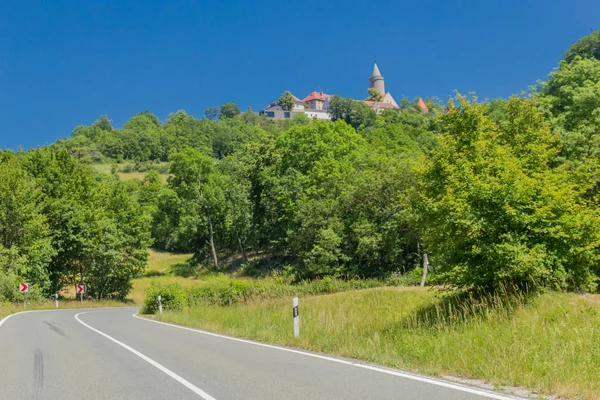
[2,31,600,299]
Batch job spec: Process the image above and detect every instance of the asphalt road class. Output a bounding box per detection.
[0,308,523,400]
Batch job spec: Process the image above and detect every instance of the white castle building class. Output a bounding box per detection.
[261,62,411,120]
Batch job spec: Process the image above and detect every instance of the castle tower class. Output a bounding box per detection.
[369,62,385,96]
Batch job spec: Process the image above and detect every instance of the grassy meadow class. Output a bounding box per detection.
[129,250,196,304]
[91,163,169,183]
[151,288,600,400]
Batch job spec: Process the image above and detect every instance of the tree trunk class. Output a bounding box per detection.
[235,230,247,263]
[207,213,219,269]
[420,253,429,287]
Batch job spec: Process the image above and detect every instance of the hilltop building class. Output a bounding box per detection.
[368,62,399,109]
[260,62,423,119]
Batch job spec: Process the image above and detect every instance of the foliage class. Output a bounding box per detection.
[142,282,189,313]
[154,288,600,400]
[539,57,600,162]
[563,29,600,63]
[143,275,386,312]
[0,159,54,293]
[414,95,600,292]
[328,96,377,129]
[8,29,600,298]
[219,103,241,119]
[204,107,219,121]
[277,91,296,112]
[0,147,152,299]
[367,87,383,102]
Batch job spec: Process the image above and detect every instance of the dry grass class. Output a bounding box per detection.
[146,250,192,273]
[153,288,600,400]
[129,250,198,304]
[91,163,169,183]
[118,171,169,184]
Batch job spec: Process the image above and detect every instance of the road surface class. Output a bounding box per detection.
[0,308,522,400]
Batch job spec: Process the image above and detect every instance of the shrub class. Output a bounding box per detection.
[0,272,20,302]
[0,272,47,303]
[187,280,253,306]
[387,268,424,286]
[142,283,188,314]
[121,164,135,173]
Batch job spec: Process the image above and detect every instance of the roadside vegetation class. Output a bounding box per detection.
[151,288,600,400]
[1,29,600,400]
[0,300,128,320]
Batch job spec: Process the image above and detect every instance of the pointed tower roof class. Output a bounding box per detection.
[371,62,383,78]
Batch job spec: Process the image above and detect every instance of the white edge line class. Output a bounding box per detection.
[74,311,216,400]
[0,307,137,329]
[133,313,523,400]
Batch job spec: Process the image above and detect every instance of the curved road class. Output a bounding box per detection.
[0,308,523,400]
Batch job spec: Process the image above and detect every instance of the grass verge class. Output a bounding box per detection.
[0,300,129,320]
[151,288,600,400]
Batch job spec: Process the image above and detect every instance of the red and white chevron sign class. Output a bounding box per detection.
[76,284,86,294]
[19,282,30,293]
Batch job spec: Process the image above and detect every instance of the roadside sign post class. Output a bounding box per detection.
[293,297,300,338]
[19,283,30,308]
[158,295,163,314]
[76,284,86,303]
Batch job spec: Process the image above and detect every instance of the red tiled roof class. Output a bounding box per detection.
[303,91,332,102]
[417,98,429,112]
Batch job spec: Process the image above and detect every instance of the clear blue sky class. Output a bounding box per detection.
[0,0,597,149]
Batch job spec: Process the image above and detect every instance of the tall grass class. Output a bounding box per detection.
[141,276,389,312]
[153,288,600,400]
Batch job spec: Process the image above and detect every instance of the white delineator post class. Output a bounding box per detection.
[292,297,299,338]
[158,295,163,314]
[55,294,59,308]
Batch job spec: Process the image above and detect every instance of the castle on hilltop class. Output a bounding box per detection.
[260,62,422,120]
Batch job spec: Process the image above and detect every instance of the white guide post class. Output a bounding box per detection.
[293,297,299,338]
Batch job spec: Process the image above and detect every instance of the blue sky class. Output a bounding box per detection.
[0,0,597,149]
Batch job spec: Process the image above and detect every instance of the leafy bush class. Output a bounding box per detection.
[142,283,188,314]
[182,276,385,308]
[414,96,600,292]
[0,272,48,303]
[387,268,424,286]
[187,280,253,306]
[0,272,20,302]
[121,163,135,173]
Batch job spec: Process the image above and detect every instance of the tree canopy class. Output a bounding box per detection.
[277,91,296,111]
[564,29,600,63]
[4,30,600,299]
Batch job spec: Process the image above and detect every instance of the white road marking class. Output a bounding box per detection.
[133,314,523,400]
[0,307,136,329]
[74,312,217,400]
